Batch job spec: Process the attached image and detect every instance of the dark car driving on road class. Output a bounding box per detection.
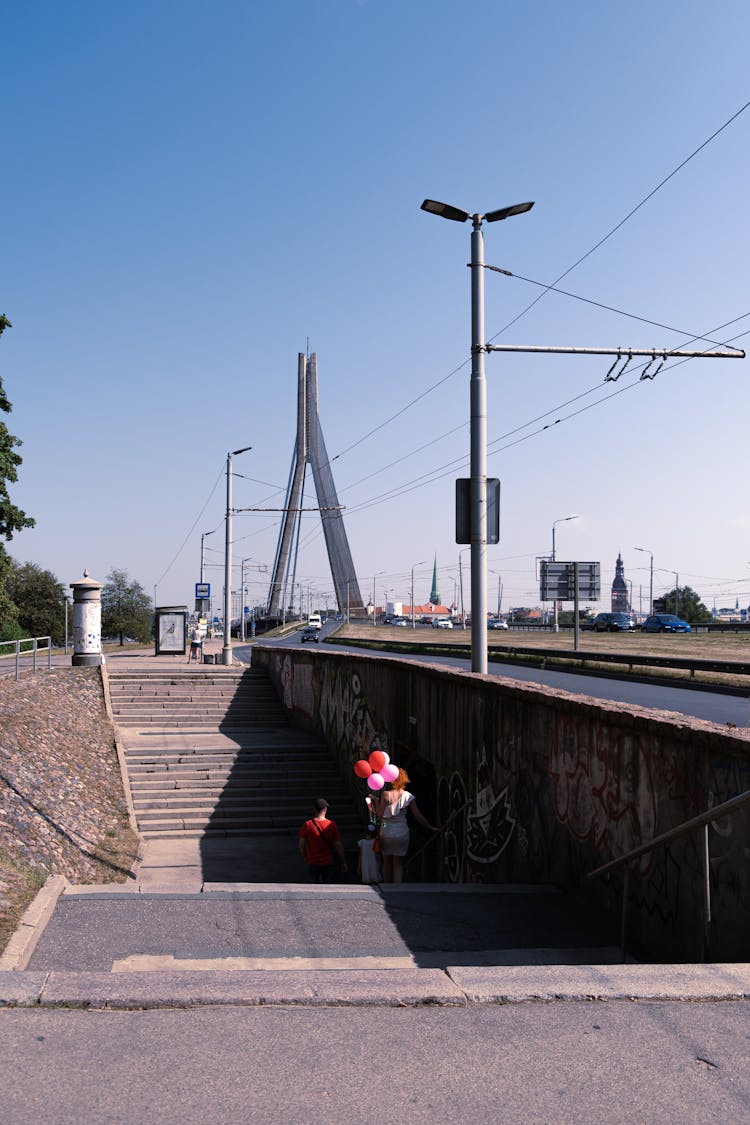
[588,612,636,632]
[301,626,320,643]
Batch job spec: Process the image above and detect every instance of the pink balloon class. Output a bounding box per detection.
[367,772,385,791]
[380,763,399,783]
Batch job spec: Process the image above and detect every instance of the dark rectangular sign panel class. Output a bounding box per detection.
[456,478,501,544]
[540,561,600,601]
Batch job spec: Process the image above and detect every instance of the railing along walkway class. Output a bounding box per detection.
[588,789,750,962]
[0,636,53,681]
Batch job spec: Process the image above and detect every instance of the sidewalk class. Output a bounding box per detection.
[2,642,749,1012]
[3,876,750,1008]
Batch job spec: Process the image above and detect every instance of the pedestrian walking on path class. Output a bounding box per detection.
[357,823,381,884]
[375,768,437,884]
[298,798,348,883]
[187,624,202,663]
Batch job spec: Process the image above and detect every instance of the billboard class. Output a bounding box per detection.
[540,561,600,602]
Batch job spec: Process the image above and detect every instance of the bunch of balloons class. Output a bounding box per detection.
[353,749,400,791]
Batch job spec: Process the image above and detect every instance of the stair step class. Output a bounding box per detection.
[133,791,352,807]
[111,666,364,843]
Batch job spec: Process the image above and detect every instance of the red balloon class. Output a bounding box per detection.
[354,759,372,779]
[368,750,387,773]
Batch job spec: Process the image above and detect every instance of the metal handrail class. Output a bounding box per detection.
[0,636,53,680]
[587,788,750,962]
[404,799,472,877]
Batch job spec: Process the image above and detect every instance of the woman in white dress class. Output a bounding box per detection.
[375,768,437,883]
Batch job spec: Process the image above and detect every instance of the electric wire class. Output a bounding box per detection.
[154,464,225,588]
[194,103,750,596]
[487,98,750,344]
[312,98,750,476]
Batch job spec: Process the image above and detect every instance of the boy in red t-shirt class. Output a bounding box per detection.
[298,798,348,883]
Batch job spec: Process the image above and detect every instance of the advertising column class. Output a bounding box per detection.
[70,570,103,667]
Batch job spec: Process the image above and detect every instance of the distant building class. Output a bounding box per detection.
[611,553,629,612]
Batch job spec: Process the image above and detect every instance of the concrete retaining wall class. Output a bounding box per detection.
[252,645,750,962]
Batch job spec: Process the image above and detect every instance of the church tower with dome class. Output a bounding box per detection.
[611,553,629,612]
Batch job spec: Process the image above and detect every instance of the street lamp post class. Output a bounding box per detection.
[371,572,384,627]
[200,529,216,620]
[458,547,470,627]
[411,561,426,628]
[222,446,252,666]
[239,557,253,642]
[489,569,503,617]
[422,197,534,673]
[552,515,580,632]
[635,547,654,617]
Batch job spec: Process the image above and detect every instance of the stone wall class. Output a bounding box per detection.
[253,645,750,962]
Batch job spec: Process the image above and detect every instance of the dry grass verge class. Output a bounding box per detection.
[0,667,140,955]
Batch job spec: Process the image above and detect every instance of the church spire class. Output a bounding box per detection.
[611,551,629,612]
[429,555,440,606]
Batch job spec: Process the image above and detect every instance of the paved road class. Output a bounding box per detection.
[244,631,750,728]
[1,1002,748,1122]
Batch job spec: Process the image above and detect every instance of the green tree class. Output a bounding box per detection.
[101,569,153,645]
[662,585,711,624]
[0,315,35,639]
[8,560,66,644]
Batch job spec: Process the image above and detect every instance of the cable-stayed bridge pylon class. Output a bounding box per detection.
[267,353,364,619]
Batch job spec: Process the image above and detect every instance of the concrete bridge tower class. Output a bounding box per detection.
[267,353,364,618]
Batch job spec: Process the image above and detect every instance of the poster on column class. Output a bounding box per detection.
[74,601,101,655]
[156,611,186,654]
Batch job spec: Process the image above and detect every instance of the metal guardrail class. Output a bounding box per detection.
[0,636,53,681]
[490,643,750,678]
[333,633,750,682]
[587,789,750,962]
[336,628,750,680]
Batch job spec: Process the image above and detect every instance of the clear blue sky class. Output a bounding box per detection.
[2,0,749,617]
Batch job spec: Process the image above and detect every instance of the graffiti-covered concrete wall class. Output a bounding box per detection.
[252,645,750,962]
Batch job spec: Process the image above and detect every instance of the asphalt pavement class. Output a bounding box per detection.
[2,641,749,1121]
[250,631,750,727]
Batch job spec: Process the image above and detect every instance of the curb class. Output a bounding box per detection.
[0,963,748,1010]
[0,874,68,971]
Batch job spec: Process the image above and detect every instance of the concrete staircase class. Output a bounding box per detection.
[108,667,284,730]
[108,666,361,842]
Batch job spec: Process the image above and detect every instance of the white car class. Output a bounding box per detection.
[432,618,454,629]
[488,619,509,630]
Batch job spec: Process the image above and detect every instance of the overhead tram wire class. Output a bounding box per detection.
[336,297,749,497]
[486,97,750,345]
[295,319,750,545]
[484,266,747,350]
[329,321,750,520]
[284,103,750,557]
[328,305,747,515]
[300,98,750,485]
[154,463,225,590]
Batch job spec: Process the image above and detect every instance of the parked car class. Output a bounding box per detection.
[300,626,320,643]
[641,614,691,633]
[432,618,454,629]
[589,612,636,632]
[488,618,509,630]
